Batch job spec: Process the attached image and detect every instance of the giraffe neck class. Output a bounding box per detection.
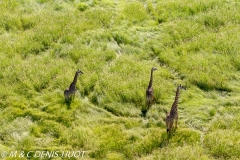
[148,69,154,89]
[69,72,79,90]
[170,87,180,114]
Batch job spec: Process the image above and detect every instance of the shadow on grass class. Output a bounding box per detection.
[141,108,148,118]
[65,98,73,109]
[160,128,186,148]
[159,132,170,148]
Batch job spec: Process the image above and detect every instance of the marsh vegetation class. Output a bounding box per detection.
[0,0,240,159]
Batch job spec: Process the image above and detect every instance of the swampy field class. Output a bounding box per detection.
[0,0,240,159]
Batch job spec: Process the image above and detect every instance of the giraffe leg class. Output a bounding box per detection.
[172,118,178,134]
[147,100,151,111]
[174,114,178,132]
[73,89,77,99]
[73,93,75,99]
[142,100,150,117]
[166,119,169,134]
[168,120,174,136]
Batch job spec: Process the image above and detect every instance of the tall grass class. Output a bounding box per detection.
[1,0,240,159]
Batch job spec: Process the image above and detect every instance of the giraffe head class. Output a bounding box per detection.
[151,67,157,72]
[178,84,186,90]
[77,69,83,74]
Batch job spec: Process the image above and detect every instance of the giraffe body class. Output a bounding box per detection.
[64,69,83,101]
[142,67,157,117]
[166,84,186,135]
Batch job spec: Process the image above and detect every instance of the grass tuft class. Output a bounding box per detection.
[204,130,240,159]
[1,0,240,159]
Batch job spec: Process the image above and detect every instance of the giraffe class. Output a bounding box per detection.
[166,84,186,135]
[142,67,157,117]
[64,69,83,101]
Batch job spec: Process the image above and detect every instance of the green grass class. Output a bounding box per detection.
[1,0,240,159]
